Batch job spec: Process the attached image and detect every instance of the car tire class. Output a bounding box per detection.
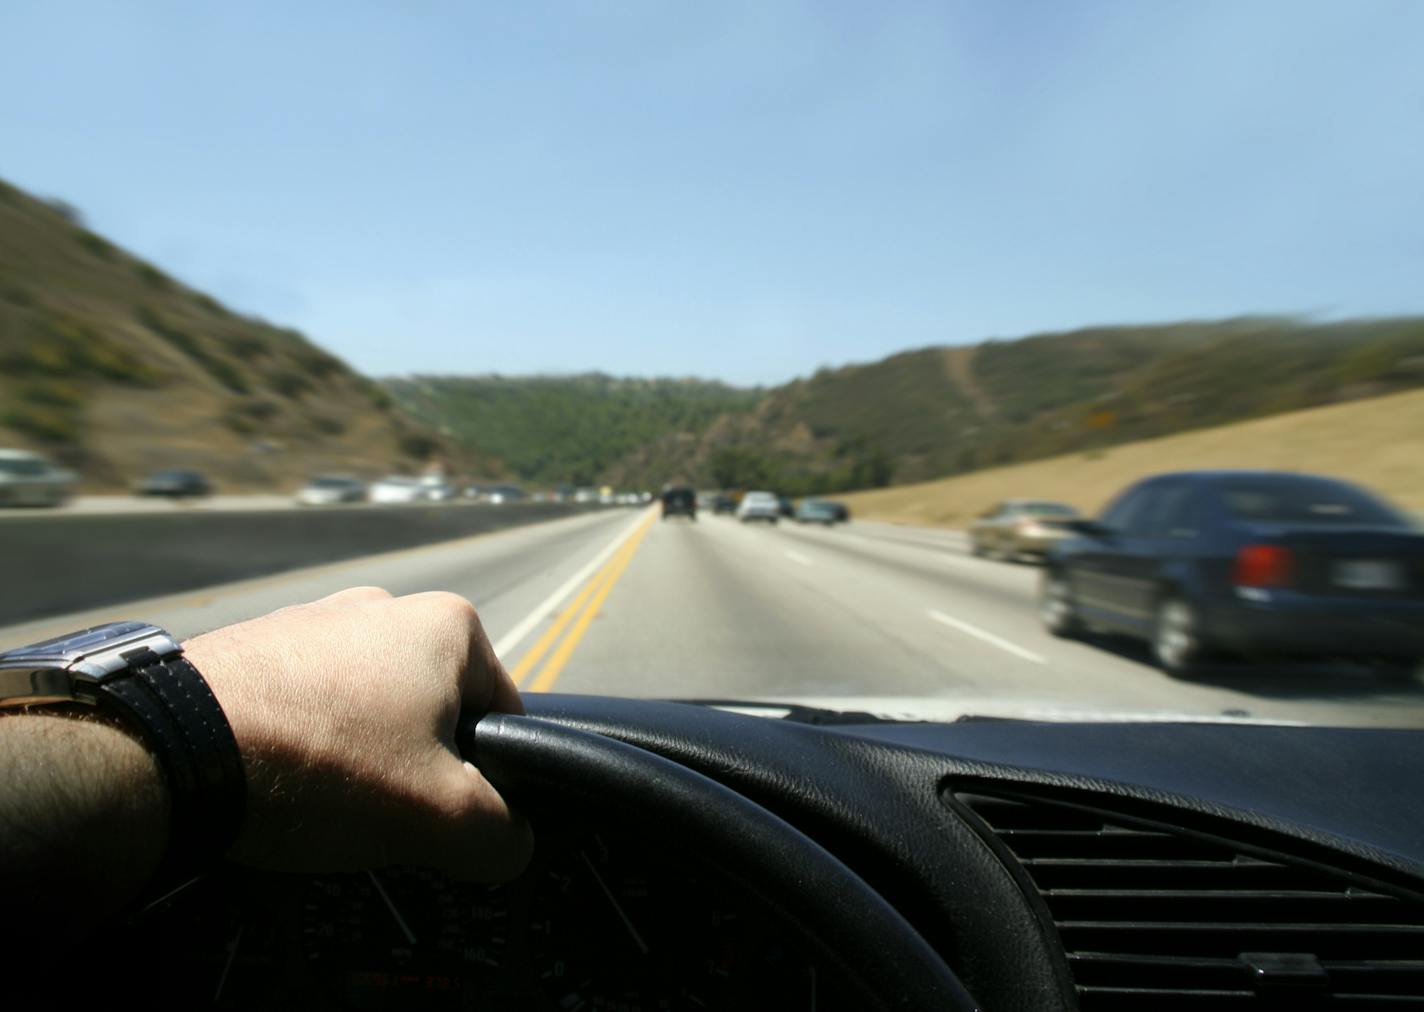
[1151,596,1209,678]
[1040,572,1083,638]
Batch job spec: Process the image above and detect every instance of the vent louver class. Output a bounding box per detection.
[956,790,1424,1010]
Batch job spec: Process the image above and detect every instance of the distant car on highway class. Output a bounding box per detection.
[737,490,782,524]
[295,475,366,506]
[777,496,795,518]
[661,485,697,521]
[795,499,840,526]
[484,484,526,504]
[970,500,1081,561]
[822,499,850,523]
[712,493,737,515]
[417,475,458,502]
[0,449,77,507]
[1040,470,1424,677]
[369,476,426,504]
[135,469,212,498]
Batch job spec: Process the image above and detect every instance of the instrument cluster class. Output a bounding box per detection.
[127,831,855,1011]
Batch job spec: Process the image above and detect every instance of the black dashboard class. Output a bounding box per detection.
[56,695,1424,1011]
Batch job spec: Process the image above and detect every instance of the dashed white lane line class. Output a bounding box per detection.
[784,550,813,566]
[927,608,1045,665]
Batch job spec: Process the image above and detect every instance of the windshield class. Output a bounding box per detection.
[1,4,1422,731]
[0,458,47,477]
[1219,476,1409,528]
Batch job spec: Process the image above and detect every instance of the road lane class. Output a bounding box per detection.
[515,514,1424,726]
[3,510,1420,729]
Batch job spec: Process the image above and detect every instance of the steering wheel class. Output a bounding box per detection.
[465,713,979,1012]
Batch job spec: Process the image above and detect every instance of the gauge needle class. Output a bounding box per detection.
[366,870,419,946]
[213,922,245,1003]
[580,850,650,956]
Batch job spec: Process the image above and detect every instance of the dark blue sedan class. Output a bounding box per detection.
[1040,470,1424,676]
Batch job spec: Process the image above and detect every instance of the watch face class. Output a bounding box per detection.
[0,621,155,668]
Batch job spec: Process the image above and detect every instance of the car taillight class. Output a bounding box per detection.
[1234,544,1294,588]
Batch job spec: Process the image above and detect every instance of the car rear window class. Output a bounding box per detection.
[1021,502,1077,516]
[1217,476,1409,528]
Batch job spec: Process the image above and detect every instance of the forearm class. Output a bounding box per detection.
[0,709,170,935]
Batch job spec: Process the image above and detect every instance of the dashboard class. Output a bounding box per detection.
[50,694,1424,1011]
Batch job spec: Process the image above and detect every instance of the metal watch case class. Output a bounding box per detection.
[0,621,182,706]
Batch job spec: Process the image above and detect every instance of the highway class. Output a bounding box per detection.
[2,508,1420,728]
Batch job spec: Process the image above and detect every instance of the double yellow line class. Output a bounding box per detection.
[511,510,657,693]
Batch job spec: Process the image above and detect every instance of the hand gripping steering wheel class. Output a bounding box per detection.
[466,713,980,1011]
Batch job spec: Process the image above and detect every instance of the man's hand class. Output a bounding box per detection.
[184,587,532,882]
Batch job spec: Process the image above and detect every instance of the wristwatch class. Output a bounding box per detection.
[0,621,246,883]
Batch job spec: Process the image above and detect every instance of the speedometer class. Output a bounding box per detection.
[528,834,835,1012]
[300,867,510,1008]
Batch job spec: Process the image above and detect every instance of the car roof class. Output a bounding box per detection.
[0,448,44,460]
[1135,469,1356,485]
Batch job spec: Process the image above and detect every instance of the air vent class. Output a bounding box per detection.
[955,790,1424,1010]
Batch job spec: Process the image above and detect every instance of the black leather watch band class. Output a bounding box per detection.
[99,650,246,882]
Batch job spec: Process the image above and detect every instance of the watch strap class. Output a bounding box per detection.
[99,650,246,882]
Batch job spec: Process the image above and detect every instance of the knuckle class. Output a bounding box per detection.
[421,591,482,628]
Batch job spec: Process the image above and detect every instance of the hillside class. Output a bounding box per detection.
[603,316,1424,494]
[0,179,489,489]
[385,374,759,487]
[838,386,1424,527]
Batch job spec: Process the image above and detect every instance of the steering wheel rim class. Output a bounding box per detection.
[465,713,979,1012]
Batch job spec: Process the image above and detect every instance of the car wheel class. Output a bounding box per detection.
[1152,596,1208,677]
[1039,572,1082,637]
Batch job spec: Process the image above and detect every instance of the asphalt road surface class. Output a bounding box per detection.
[3,508,1420,728]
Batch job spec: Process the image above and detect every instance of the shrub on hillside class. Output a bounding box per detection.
[136,306,251,393]
[72,228,117,260]
[134,262,172,291]
[1,380,85,443]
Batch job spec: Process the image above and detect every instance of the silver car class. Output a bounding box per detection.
[737,490,782,524]
[969,499,1080,560]
[0,449,77,507]
[295,475,367,506]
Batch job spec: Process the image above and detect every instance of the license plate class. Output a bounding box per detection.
[1333,559,1404,590]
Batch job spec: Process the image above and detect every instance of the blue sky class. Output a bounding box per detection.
[2,1,1421,385]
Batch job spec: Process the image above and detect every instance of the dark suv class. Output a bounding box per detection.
[661,486,697,521]
[1040,470,1424,676]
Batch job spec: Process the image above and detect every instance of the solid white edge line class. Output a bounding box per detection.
[493,507,655,660]
[783,550,812,566]
[927,608,1045,664]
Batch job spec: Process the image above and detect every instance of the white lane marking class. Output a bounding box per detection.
[927,608,1045,664]
[784,550,813,566]
[493,508,654,660]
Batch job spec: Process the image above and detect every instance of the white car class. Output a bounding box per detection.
[294,475,366,506]
[368,476,426,504]
[736,490,782,524]
[418,475,459,502]
[0,449,77,507]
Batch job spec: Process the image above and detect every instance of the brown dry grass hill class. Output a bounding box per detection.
[0,179,497,490]
[839,387,1424,527]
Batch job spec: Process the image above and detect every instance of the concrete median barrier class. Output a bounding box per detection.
[0,502,612,624]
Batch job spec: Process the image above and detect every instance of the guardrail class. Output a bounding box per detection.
[0,502,612,625]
